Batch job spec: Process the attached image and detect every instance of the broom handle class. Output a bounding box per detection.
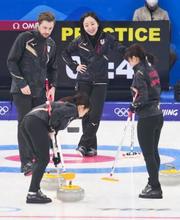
[130,113,135,152]
[51,133,62,185]
[55,134,66,172]
[46,79,66,173]
[110,117,131,176]
[45,78,52,115]
[50,132,66,172]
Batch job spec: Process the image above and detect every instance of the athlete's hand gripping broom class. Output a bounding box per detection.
[45,79,76,182]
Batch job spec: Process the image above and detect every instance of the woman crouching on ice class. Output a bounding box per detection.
[20,93,90,203]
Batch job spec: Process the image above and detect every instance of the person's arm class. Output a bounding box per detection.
[47,42,57,101]
[7,32,28,90]
[103,34,126,59]
[49,109,65,131]
[49,104,77,131]
[132,9,140,21]
[131,70,149,110]
[61,38,79,73]
[163,11,170,21]
[110,35,126,55]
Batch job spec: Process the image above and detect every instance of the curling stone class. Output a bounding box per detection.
[41,171,66,190]
[57,172,85,202]
[159,168,180,186]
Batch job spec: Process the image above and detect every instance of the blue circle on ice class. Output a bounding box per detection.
[0,144,179,173]
[0,206,21,212]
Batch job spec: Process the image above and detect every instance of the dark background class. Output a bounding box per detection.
[0,21,169,101]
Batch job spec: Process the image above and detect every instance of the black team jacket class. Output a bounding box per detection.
[131,61,162,118]
[62,32,125,84]
[25,101,78,132]
[7,30,57,97]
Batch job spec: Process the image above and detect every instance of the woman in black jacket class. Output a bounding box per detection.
[20,93,90,204]
[125,44,164,199]
[62,12,125,157]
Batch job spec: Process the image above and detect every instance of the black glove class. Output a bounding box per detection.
[129,102,142,113]
[129,104,135,113]
[52,152,61,166]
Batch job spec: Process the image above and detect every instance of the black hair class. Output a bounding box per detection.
[124,44,155,65]
[60,92,90,109]
[80,12,102,38]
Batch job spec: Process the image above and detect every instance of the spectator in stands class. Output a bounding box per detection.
[133,0,177,72]
[125,44,164,199]
[133,0,169,21]
[62,12,126,157]
[7,12,57,176]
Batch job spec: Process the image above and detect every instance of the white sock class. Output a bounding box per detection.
[28,191,37,195]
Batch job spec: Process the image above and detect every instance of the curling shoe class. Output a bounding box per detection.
[139,184,163,199]
[76,146,87,157]
[86,148,97,157]
[76,146,97,157]
[26,190,52,204]
[22,162,33,176]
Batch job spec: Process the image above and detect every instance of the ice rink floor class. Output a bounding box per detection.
[0,119,180,220]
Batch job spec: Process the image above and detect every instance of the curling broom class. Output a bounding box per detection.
[101,117,131,182]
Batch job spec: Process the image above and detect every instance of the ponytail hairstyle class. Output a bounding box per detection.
[60,92,90,109]
[124,44,155,65]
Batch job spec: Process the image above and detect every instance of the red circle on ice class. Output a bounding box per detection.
[5,154,114,163]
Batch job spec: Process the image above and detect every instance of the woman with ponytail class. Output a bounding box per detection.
[20,92,90,204]
[124,44,164,199]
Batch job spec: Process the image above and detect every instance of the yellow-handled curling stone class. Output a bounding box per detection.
[56,172,85,202]
[45,132,84,201]
[41,171,66,190]
[159,164,180,185]
[41,132,67,190]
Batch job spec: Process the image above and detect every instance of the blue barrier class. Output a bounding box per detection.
[1,100,180,121]
[102,102,180,121]
[160,91,175,103]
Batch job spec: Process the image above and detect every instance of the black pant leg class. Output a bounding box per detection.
[13,94,34,166]
[77,82,107,150]
[32,96,47,108]
[137,114,163,189]
[169,46,177,71]
[77,82,95,148]
[13,94,46,167]
[22,116,50,192]
[76,81,92,137]
[153,114,164,171]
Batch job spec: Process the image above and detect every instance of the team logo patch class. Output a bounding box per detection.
[100,39,105,45]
